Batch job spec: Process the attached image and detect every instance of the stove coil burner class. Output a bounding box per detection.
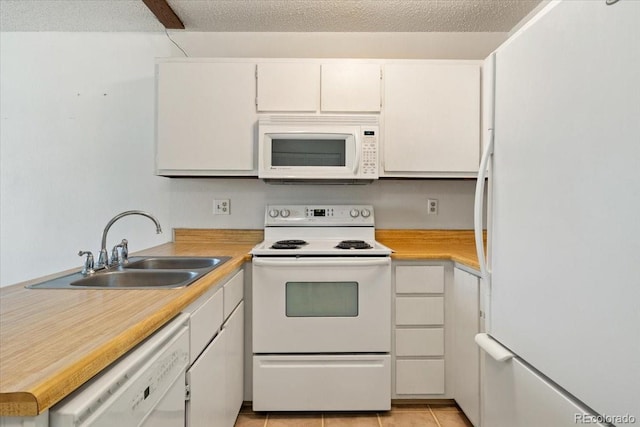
[270,239,308,250]
[335,240,373,250]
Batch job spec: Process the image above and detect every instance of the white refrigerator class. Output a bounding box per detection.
[474,1,640,426]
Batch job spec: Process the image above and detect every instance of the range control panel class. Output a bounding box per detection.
[265,205,375,227]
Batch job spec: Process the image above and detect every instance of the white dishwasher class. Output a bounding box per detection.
[50,314,189,427]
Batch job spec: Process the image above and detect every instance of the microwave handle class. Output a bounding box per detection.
[353,137,361,174]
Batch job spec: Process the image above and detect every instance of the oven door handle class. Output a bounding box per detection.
[252,258,390,268]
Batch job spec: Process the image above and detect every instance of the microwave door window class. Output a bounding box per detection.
[271,139,346,167]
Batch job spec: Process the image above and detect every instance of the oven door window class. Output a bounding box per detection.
[271,138,347,167]
[286,281,358,317]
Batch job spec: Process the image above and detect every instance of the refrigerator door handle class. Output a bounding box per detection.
[475,333,513,362]
[474,129,494,281]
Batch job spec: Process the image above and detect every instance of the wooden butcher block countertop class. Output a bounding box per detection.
[0,229,479,417]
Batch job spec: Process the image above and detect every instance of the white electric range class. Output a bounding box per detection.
[251,204,392,257]
[250,204,392,412]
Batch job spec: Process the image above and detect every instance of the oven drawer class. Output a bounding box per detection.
[253,354,391,411]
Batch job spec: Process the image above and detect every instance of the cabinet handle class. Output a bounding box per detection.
[475,333,513,362]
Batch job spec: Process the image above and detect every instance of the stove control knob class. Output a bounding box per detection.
[350,209,360,218]
[268,209,279,218]
[360,208,371,218]
[280,209,291,218]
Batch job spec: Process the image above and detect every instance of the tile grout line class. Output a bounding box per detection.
[321,412,324,427]
[429,406,444,427]
[263,413,269,427]
[377,412,383,427]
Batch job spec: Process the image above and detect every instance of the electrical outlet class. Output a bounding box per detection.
[213,199,231,215]
[427,198,438,215]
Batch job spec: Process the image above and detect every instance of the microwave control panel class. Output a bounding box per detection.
[362,129,378,177]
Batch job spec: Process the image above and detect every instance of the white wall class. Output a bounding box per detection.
[166,32,507,59]
[170,178,477,230]
[0,30,497,287]
[0,33,173,287]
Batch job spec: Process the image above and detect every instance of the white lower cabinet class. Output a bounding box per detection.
[187,329,227,427]
[393,263,449,399]
[223,303,244,427]
[184,270,245,427]
[453,267,481,426]
[0,413,49,427]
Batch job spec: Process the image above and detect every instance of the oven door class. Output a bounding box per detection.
[252,257,391,353]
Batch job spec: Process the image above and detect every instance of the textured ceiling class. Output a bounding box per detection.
[0,0,542,32]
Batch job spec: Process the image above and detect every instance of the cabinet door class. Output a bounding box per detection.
[453,268,480,426]
[189,288,223,364]
[223,302,244,427]
[256,63,320,112]
[383,63,480,175]
[321,63,381,112]
[186,329,226,427]
[156,62,256,174]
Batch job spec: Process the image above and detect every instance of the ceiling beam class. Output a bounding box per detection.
[142,0,185,30]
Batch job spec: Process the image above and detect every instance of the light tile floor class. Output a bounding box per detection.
[234,403,473,427]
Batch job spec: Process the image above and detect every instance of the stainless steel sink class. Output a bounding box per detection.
[26,256,231,290]
[69,270,199,289]
[124,257,224,270]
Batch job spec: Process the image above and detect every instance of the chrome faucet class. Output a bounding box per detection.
[97,211,162,269]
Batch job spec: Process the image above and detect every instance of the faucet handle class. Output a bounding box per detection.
[78,251,95,275]
[110,243,125,267]
[120,239,129,264]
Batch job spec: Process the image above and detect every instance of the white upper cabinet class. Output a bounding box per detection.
[257,62,381,113]
[382,62,481,177]
[321,63,381,112]
[257,63,320,112]
[156,59,480,177]
[156,61,257,176]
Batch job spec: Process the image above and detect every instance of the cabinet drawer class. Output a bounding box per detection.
[396,266,444,294]
[189,289,224,363]
[395,296,444,325]
[396,328,444,356]
[396,359,445,395]
[223,270,244,319]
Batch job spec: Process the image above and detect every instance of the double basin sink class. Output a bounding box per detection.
[27,257,231,290]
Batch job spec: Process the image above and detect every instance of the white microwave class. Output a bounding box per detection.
[258,115,379,181]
